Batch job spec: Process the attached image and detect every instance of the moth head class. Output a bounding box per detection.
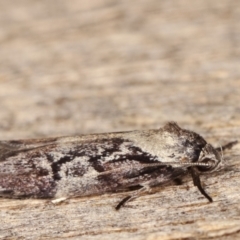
[197,144,222,173]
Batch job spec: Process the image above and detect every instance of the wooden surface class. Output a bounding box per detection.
[0,0,240,239]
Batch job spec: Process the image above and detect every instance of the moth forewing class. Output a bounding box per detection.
[0,122,237,209]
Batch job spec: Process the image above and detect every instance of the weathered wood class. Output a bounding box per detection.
[0,0,240,239]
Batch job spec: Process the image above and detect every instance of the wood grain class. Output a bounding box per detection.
[0,0,240,239]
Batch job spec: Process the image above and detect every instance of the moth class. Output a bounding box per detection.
[0,122,237,209]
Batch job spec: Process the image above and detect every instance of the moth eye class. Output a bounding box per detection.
[201,158,212,164]
[198,158,215,172]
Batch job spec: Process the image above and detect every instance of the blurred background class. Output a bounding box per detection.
[0,0,239,140]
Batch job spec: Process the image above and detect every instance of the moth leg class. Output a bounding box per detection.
[173,178,183,185]
[215,140,238,152]
[115,186,151,210]
[115,196,131,210]
[189,168,212,202]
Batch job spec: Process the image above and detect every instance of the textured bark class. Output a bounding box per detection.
[0,0,240,239]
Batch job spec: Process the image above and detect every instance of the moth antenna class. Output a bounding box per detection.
[143,162,212,168]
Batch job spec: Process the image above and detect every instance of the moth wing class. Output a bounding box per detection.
[98,163,187,191]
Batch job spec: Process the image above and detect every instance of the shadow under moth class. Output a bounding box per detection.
[0,122,237,210]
